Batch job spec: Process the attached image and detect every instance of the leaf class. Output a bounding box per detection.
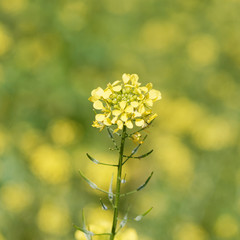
[134,207,153,221]
[86,153,118,167]
[136,149,153,159]
[137,172,154,191]
[86,153,99,164]
[131,144,141,155]
[100,198,108,210]
[73,225,94,239]
[108,174,114,203]
[79,170,97,189]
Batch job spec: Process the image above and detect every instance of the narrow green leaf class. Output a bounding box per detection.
[86,153,99,164]
[137,172,154,191]
[136,149,153,159]
[79,170,97,189]
[86,153,118,167]
[73,225,94,237]
[78,170,112,195]
[134,207,153,221]
[100,198,108,210]
[131,144,141,155]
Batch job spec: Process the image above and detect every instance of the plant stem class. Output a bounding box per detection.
[110,126,126,240]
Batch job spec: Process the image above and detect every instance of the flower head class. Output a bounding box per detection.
[89,73,161,132]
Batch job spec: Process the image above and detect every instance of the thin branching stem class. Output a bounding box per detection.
[110,126,126,240]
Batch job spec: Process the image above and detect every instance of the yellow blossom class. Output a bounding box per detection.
[89,73,161,132]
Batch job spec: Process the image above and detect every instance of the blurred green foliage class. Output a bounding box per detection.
[0,0,240,239]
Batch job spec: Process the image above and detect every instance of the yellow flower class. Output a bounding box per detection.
[89,73,161,132]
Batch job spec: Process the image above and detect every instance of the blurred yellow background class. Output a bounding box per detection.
[0,0,240,239]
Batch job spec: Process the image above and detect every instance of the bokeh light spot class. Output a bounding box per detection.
[37,203,70,235]
[174,222,208,240]
[0,183,33,212]
[30,145,71,184]
[0,23,12,56]
[187,35,218,65]
[214,214,239,238]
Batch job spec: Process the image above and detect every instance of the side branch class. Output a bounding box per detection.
[120,172,154,197]
[78,170,115,196]
[86,153,118,167]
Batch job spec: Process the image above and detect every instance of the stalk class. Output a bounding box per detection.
[110,126,126,240]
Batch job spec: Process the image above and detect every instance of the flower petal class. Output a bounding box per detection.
[125,120,133,129]
[135,119,145,127]
[138,104,145,114]
[119,101,127,110]
[112,110,122,116]
[131,101,139,108]
[145,99,153,107]
[96,114,105,121]
[120,113,128,122]
[92,87,104,98]
[103,118,112,126]
[149,89,161,101]
[103,89,112,99]
[146,83,152,90]
[117,120,123,129]
[111,116,118,124]
[133,111,142,117]
[122,73,131,84]
[88,96,98,102]
[113,85,122,92]
[112,80,121,86]
[93,100,104,110]
[125,105,134,113]
[139,86,148,93]
[130,74,139,85]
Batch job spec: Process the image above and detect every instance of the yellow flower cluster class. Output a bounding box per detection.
[89,73,161,132]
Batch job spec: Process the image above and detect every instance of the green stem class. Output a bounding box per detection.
[110,126,126,240]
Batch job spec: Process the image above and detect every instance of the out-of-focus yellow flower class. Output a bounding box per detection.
[140,21,181,52]
[187,35,218,66]
[58,1,87,31]
[89,73,161,132]
[19,128,44,155]
[49,119,78,145]
[0,23,12,56]
[75,206,138,240]
[174,222,208,240]
[0,0,28,14]
[86,205,112,229]
[191,117,236,150]
[0,183,33,212]
[37,203,70,235]
[214,214,239,238]
[155,135,194,189]
[117,228,138,240]
[75,230,88,240]
[30,145,71,184]
[0,233,6,240]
